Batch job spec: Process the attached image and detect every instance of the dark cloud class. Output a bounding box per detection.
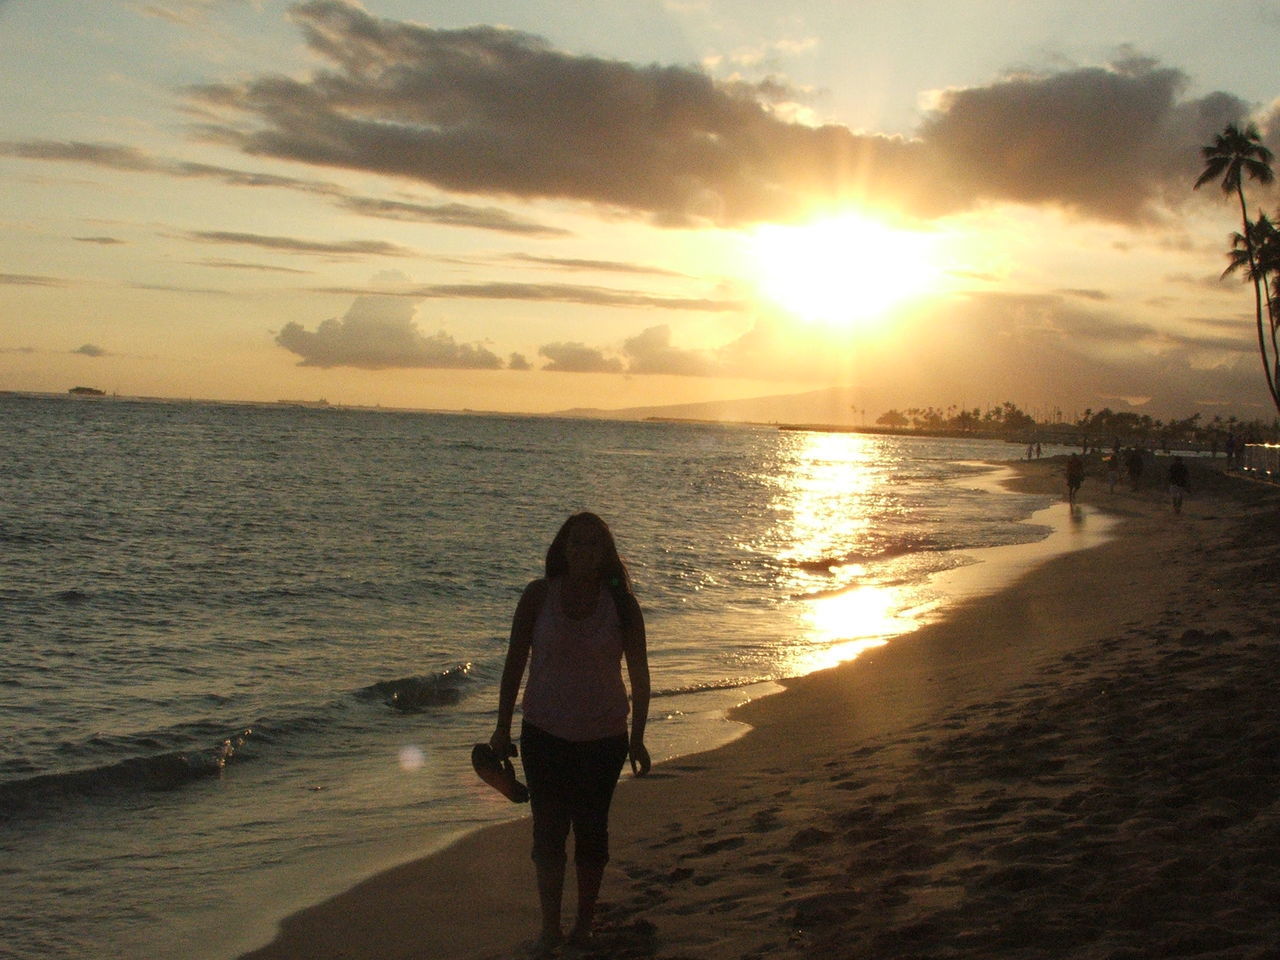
[919,57,1254,222]
[183,230,414,258]
[0,139,563,236]
[508,352,532,371]
[73,236,126,245]
[10,15,1257,230]
[315,281,740,311]
[276,291,503,369]
[188,0,927,225]
[185,4,1263,226]
[539,342,624,373]
[72,343,108,357]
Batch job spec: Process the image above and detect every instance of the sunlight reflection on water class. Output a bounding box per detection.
[766,430,1004,677]
[770,431,928,674]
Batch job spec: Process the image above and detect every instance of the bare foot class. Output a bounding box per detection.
[526,929,563,958]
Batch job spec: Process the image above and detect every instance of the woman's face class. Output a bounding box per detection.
[563,520,608,575]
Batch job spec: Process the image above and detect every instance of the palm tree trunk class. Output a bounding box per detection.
[1236,184,1280,411]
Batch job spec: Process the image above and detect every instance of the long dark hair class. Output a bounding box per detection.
[544,513,635,622]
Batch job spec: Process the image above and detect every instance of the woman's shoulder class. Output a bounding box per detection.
[522,577,551,599]
[513,578,551,624]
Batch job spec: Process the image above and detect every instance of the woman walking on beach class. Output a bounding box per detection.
[491,512,651,954]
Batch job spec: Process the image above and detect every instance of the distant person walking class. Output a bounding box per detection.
[1066,453,1085,504]
[1168,457,1190,514]
[1126,448,1145,490]
[1105,453,1121,493]
[490,512,651,955]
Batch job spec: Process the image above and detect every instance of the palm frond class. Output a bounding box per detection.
[1193,156,1230,190]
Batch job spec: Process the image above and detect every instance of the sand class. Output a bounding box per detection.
[240,455,1280,960]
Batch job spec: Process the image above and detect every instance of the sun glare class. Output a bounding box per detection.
[748,212,940,329]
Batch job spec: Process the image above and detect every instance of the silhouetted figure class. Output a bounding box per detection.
[491,512,651,955]
[1168,457,1189,514]
[1105,453,1120,493]
[1066,453,1085,504]
[1126,448,1144,490]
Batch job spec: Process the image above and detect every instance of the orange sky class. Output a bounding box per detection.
[3,1,1280,420]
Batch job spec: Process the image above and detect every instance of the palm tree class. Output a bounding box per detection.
[1224,213,1280,396]
[1195,122,1279,411]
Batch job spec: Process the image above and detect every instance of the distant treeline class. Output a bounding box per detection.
[875,403,1280,447]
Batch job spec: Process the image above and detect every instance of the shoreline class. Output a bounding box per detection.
[225,462,1070,958]
[220,456,1062,959]
[238,457,1280,959]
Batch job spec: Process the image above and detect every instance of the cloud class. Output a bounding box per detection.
[1156,329,1256,355]
[334,196,568,236]
[186,4,1262,227]
[538,342,624,373]
[72,343,108,357]
[133,1,259,26]
[315,281,740,311]
[188,258,312,274]
[188,0,927,225]
[127,281,234,295]
[275,290,503,369]
[0,139,333,190]
[507,352,532,371]
[917,55,1253,222]
[507,254,688,277]
[74,236,126,245]
[622,324,720,376]
[874,291,1268,412]
[520,288,1269,416]
[1166,272,1238,292]
[182,230,415,258]
[1,272,68,287]
[0,140,563,236]
[535,317,830,381]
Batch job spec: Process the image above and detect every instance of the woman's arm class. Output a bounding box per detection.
[620,593,651,776]
[490,579,545,756]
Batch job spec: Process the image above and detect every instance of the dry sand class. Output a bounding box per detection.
[241,455,1280,960]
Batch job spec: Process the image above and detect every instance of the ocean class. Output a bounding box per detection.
[1,395,1069,959]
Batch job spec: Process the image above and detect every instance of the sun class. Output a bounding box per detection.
[747,212,940,329]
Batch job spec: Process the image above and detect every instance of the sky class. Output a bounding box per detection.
[4,0,1280,421]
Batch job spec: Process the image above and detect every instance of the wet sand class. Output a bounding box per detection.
[240,456,1280,960]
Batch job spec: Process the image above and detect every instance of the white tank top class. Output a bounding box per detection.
[521,579,629,741]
